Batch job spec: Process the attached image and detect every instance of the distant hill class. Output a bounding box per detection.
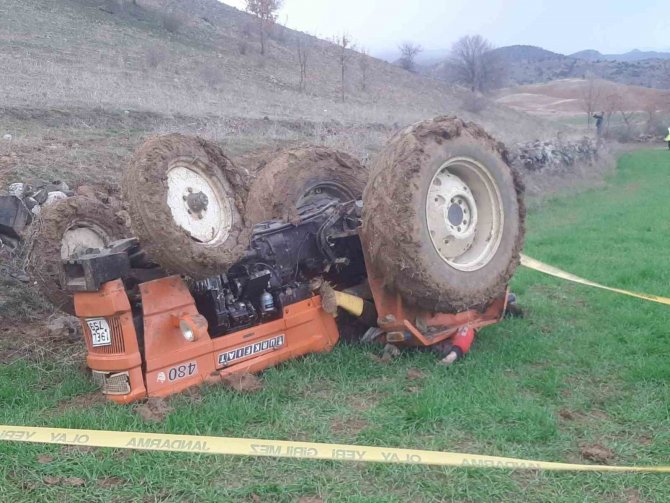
[424,44,670,89]
[570,49,670,62]
[493,45,566,62]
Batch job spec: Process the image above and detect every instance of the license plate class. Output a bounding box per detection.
[87,318,111,347]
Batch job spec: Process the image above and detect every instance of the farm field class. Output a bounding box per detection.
[1,149,669,502]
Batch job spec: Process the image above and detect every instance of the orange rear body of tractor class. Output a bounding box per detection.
[75,276,340,404]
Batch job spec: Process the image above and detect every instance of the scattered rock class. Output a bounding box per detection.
[47,315,82,341]
[32,188,48,204]
[136,397,174,423]
[580,443,615,464]
[44,191,68,206]
[3,134,12,141]
[509,137,598,174]
[380,343,401,363]
[8,183,26,198]
[222,372,263,392]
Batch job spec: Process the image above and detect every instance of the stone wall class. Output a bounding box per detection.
[508,138,599,173]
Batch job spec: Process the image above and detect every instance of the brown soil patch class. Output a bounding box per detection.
[222,372,263,393]
[406,368,427,380]
[348,393,381,412]
[298,498,324,503]
[623,488,642,503]
[330,418,368,436]
[43,476,86,487]
[580,443,615,464]
[60,444,97,455]
[36,454,54,464]
[135,397,174,423]
[97,476,125,489]
[55,391,106,414]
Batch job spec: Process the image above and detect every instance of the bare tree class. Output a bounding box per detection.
[245,0,282,55]
[449,35,504,93]
[581,72,604,127]
[335,33,352,102]
[603,91,620,134]
[296,35,310,92]
[359,48,370,91]
[398,42,422,72]
[614,94,635,135]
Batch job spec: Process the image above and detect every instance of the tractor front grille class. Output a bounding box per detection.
[91,370,130,395]
[82,316,126,354]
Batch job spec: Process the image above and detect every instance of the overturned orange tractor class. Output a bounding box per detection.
[60,117,524,403]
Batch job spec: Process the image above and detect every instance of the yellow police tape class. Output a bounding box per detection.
[521,254,670,306]
[1,425,670,472]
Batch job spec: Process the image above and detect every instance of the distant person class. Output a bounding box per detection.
[665,127,670,150]
[593,112,604,137]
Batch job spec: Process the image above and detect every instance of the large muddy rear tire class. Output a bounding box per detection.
[123,134,250,278]
[27,196,130,315]
[243,146,367,224]
[361,117,525,312]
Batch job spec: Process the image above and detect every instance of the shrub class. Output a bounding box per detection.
[162,11,186,34]
[460,92,488,114]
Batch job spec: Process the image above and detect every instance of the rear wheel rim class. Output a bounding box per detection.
[296,181,355,206]
[425,156,504,272]
[60,223,108,260]
[166,162,233,244]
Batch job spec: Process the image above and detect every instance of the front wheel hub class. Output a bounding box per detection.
[166,164,232,244]
[426,157,504,272]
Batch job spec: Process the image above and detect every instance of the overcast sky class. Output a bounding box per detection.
[222,0,668,58]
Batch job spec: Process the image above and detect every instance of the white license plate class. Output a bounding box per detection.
[87,318,112,347]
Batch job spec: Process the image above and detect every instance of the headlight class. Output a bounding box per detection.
[179,319,196,342]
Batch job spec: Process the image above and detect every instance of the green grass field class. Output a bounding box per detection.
[2,149,670,502]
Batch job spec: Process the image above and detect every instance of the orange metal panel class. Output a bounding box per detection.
[360,237,507,347]
[73,279,146,402]
[139,276,216,398]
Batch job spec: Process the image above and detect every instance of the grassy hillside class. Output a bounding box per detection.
[1,149,669,501]
[0,0,558,141]
[0,0,566,193]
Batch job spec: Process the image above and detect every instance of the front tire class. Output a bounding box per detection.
[27,195,130,314]
[123,134,250,278]
[243,146,368,224]
[361,117,525,312]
